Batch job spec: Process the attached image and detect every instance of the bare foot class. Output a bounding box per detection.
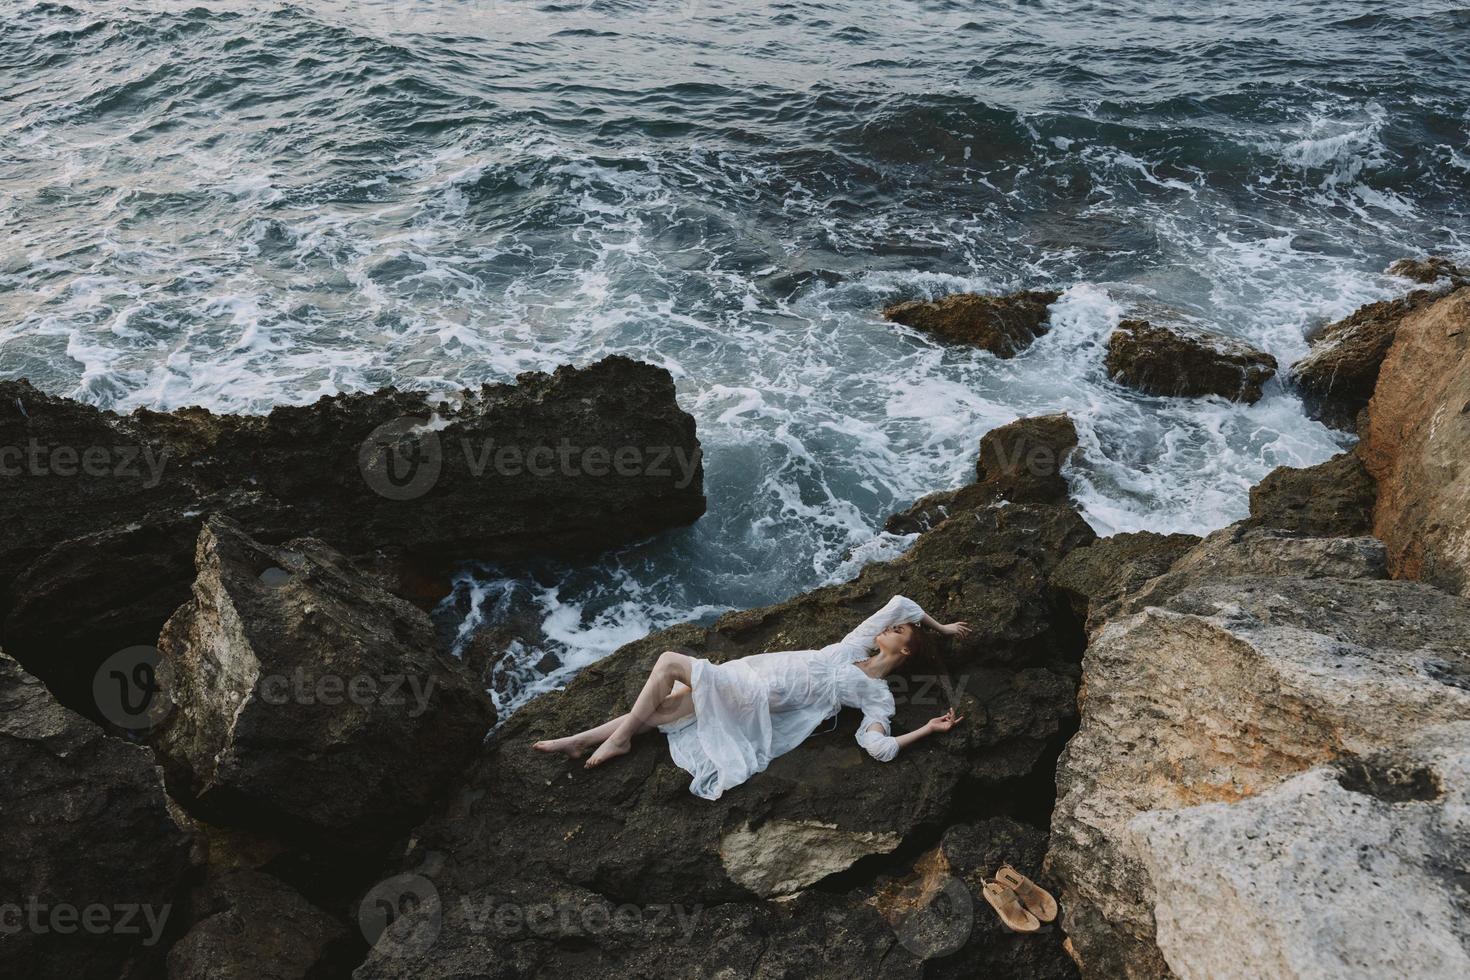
[584,736,631,769]
[533,736,590,759]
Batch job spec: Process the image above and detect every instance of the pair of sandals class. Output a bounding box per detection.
[981,865,1058,933]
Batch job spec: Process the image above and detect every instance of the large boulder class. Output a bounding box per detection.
[353,483,1097,976]
[1245,452,1376,537]
[1130,722,1470,980]
[0,355,704,720]
[883,289,1062,358]
[1289,289,1442,429]
[1357,287,1470,595]
[1104,320,1277,403]
[151,517,496,851]
[0,651,192,980]
[886,412,1079,534]
[166,870,354,980]
[1047,576,1470,979]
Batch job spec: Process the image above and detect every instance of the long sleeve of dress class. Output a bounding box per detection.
[832,595,925,662]
[852,678,899,762]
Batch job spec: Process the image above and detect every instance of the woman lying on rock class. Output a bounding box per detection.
[533,595,970,800]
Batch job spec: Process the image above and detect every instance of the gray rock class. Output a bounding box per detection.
[166,870,353,980]
[1048,531,1200,633]
[1130,722,1470,979]
[0,651,192,980]
[1047,576,1470,979]
[152,517,495,851]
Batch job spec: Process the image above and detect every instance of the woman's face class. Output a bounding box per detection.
[875,622,915,657]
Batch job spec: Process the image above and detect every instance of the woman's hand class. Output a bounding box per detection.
[926,708,964,733]
[937,621,972,639]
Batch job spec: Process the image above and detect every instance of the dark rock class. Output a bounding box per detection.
[0,650,192,980]
[883,289,1062,358]
[166,870,354,980]
[352,491,1095,976]
[1387,256,1469,286]
[1048,531,1201,633]
[0,356,704,720]
[1290,290,1441,429]
[151,517,496,852]
[1104,319,1277,403]
[1246,452,1376,537]
[887,413,1079,534]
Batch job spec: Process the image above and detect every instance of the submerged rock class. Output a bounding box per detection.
[0,356,704,721]
[0,651,192,980]
[1289,289,1440,429]
[1245,451,1376,538]
[1131,722,1470,980]
[1358,287,1470,596]
[352,449,1096,976]
[1104,319,1277,403]
[883,289,1062,358]
[1047,574,1470,979]
[152,517,495,852]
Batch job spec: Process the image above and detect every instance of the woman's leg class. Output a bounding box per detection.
[534,682,692,759]
[585,651,693,768]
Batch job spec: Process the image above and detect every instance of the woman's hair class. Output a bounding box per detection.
[902,622,938,668]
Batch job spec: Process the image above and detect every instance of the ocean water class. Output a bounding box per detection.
[3,1,1467,715]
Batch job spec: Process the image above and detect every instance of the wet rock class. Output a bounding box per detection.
[1104,319,1277,403]
[353,490,1095,976]
[1131,723,1470,979]
[1245,452,1376,537]
[0,650,192,980]
[1357,287,1470,595]
[1048,531,1200,633]
[1290,289,1441,429]
[1047,577,1470,978]
[0,356,704,720]
[1387,256,1470,286]
[887,413,1079,534]
[151,517,496,852]
[883,289,1063,358]
[166,870,354,980]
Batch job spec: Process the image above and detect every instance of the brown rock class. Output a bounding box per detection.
[883,289,1062,358]
[1358,287,1470,595]
[1387,256,1469,285]
[1048,531,1200,633]
[1105,320,1277,404]
[887,413,1079,534]
[1245,452,1376,537]
[1290,290,1441,429]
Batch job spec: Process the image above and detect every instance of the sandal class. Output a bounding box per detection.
[982,881,1040,933]
[996,865,1058,923]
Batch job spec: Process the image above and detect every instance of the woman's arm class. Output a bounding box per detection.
[858,709,963,761]
[918,612,973,639]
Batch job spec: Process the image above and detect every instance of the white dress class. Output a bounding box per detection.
[661,595,925,800]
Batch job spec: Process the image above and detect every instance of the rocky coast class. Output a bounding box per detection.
[2,263,1467,979]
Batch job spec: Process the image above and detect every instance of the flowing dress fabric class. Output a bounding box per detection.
[662,595,923,800]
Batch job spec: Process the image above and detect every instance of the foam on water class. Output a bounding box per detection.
[2,0,1467,715]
